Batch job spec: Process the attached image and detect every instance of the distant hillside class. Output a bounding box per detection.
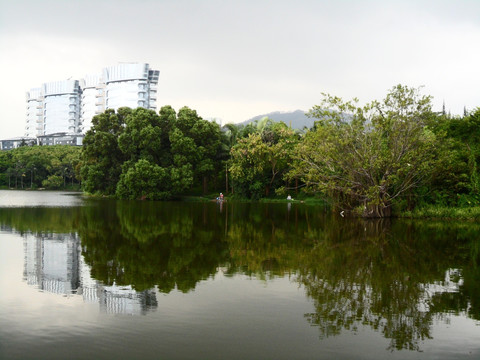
[239,110,315,130]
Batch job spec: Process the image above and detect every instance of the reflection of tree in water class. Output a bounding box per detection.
[2,201,479,348]
[0,207,81,234]
[224,202,320,278]
[298,219,480,351]
[222,206,480,351]
[78,200,229,293]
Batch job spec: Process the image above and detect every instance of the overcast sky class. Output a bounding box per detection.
[0,0,479,138]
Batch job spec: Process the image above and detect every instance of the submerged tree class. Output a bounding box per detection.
[290,85,438,217]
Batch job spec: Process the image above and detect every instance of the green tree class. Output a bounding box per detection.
[291,85,438,217]
[230,120,298,198]
[116,159,171,200]
[80,105,228,199]
[423,108,480,206]
[80,108,129,194]
[118,108,163,164]
[173,106,226,194]
[42,174,64,189]
[0,145,81,189]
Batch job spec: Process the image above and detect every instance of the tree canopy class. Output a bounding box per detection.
[80,105,227,199]
[0,145,81,190]
[289,85,439,217]
[229,119,299,199]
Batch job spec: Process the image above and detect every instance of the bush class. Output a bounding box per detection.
[42,175,64,190]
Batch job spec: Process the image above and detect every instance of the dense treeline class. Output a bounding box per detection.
[80,106,228,199]
[1,85,479,216]
[229,85,480,216]
[0,145,81,189]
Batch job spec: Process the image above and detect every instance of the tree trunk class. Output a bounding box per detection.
[363,203,391,218]
[203,176,208,195]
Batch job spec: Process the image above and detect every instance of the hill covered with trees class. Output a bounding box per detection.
[240,110,312,130]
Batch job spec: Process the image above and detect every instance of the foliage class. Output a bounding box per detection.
[42,174,64,189]
[0,145,81,189]
[289,85,438,217]
[80,106,228,200]
[229,119,299,198]
[80,108,128,195]
[422,108,480,207]
[116,159,171,200]
[401,205,480,219]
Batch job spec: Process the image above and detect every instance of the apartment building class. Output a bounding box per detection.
[25,88,43,137]
[23,62,160,141]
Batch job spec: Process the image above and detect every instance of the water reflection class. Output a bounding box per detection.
[21,230,157,315]
[23,232,80,294]
[1,200,479,351]
[78,200,229,293]
[296,219,480,351]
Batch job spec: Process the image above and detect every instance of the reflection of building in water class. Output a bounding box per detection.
[23,232,157,315]
[99,285,157,315]
[79,255,157,315]
[23,232,80,294]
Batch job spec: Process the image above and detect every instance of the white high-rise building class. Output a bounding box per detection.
[25,88,43,137]
[104,63,159,111]
[25,80,82,137]
[24,63,160,138]
[79,74,103,133]
[80,63,159,132]
[42,80,82,134]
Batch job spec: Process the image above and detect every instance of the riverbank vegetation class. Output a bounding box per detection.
[0,84,478,217]
[0,145,81,190]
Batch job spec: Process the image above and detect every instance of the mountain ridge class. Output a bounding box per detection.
[238,110,315,130]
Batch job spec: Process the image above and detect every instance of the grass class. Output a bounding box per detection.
[400,205,480,219]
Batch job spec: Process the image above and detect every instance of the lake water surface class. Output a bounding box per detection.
[0,190,479,359]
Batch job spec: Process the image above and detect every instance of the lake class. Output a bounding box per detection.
[0,190,479,359]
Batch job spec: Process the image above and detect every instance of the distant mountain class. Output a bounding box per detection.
[238,110,315,130]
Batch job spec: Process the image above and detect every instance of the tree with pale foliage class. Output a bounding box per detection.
[229,120,299,198]
[290,85,438,217]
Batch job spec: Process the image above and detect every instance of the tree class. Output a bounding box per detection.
[116,159,171,200]
[0,146,81,190]
[229,120,298,198]
[174,107,226,194]
[118,108,163,164]
[290,85,438,217]
[80,108,129,194]
[79,105,228,199]
[427,107,480,205]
